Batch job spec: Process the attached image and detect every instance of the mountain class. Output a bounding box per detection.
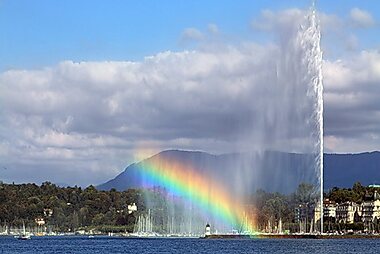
[324,152,380,189]
[98,150,224,191]
[98,150,380,192]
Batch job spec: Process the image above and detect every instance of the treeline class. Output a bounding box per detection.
[0,182,144,232]
[3,181,374,234]
[0,181,319,233]
[325,181,378,203]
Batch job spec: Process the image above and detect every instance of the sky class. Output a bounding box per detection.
[1,0,380,186]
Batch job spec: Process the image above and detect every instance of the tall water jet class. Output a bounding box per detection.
[131,3,324,235]
[300,3,324,233]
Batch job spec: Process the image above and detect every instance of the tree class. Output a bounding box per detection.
[352,182,365,203]
[294,183,317,204]
[92,213,105,226]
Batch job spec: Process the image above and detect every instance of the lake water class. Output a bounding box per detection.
[1,236,380,254]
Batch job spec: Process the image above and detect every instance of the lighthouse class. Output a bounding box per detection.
[205,223,211,236]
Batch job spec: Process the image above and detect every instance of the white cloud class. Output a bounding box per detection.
[251,7,378,58]
[251,8,348,59]
[251,8,343,34]
[1,42,319,185]
[323,50,380,152]
[180,28,203,42]
[350,8,375,28]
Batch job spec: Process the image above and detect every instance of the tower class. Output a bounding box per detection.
[205,223,211,236]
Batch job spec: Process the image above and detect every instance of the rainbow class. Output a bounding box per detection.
[137,155,256,233]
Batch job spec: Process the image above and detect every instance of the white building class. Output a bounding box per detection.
[362,191,380,223]
[128,203,138,214]
[336,202,361,224]
[323,199,337,219]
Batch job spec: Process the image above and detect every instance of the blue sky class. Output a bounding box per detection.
[1,0,379,71]
[1,1,380,185]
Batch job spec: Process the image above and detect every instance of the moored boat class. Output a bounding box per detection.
[16,221,31,240]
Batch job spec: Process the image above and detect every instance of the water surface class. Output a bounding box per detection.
[1,236,379,254]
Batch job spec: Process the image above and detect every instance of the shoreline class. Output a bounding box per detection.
[2,233,380,240]
[204,233,380,239]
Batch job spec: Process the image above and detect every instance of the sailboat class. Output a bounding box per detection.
[17,221,31,240]
[131,209,158,237]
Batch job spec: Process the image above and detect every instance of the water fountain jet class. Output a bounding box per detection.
[134,3,324,236]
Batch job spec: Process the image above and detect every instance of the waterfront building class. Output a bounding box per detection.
[323,199,337,221]
[361,191,380,223]
[336,201,361,224]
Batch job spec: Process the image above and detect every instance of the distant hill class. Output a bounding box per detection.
[97,150,380,192]
[324,152,380,189]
